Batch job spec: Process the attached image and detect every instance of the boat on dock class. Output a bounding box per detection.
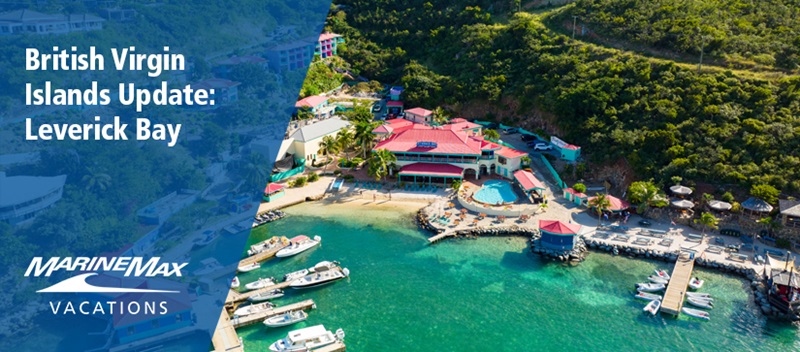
[636,283,666,292]
[233,301,276,317]
[231,277,240,289]
[635,292,663,301]
[686,292,712,299]
[643,300,661,316]
[689,277,704,290]
[654,269,671,281]
[238,262,261,273]
[277,235,321,258]
[263,310,308,328]
[687,297,714,309]
[682,307,710,320]
[248,289,285,302]
[247,238,280,256]
[245,277,276,291]
[290,261,349,289]
[253,210,287,228]
[268,325,344,352]
[648,275,669,284]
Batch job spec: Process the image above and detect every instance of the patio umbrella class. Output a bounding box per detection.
[448,202,455,208]
[670,185,692,196]
[459,213,467,220]
[741,197,773,213]
[479,213,486,218]
[444,212,452,217]
[671,199,695,209]
[461,208,468,214]
[708,200,732,211]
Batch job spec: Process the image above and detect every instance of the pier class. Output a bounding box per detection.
[427,231,455,244]
[212,310,243,352]
[238,236,289,267]
[313,341,347,352]
[230,299,316,328]
[225,281,292,305]
[661,252,696,316]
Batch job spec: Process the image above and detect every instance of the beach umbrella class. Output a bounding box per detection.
[448,202,455,208]
[461,208,468,214]
[479,213,486,218]
[459,213,466,220]
[444,212,452,217]
[741,197,773,213]
[670,185,692,196]
[708,200,732,211]
[671,199,695,209]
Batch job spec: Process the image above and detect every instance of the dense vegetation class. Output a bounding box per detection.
[556,0,800,71]
[328,1,800,197]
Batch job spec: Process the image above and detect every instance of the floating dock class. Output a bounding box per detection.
[660,252,696,315]
[212,310,244,352]
[238,236,289,267]
[230,299,316,328]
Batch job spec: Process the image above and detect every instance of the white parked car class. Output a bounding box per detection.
[532,143,552,151]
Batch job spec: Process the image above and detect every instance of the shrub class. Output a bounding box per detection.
[572,183,587,194]
[293,176,307,187]
[721,191,735,203]
[731,201,742,213]
[776,238,791,249]
[342,174,355,181]
[333,170,343,176]
[307,173,319,182]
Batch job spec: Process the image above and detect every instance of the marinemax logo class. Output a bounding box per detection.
[26,256,187,293]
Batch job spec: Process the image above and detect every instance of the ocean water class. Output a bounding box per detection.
[237,201,800,352]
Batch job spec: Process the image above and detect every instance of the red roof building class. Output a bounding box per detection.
[405,107,434,123]
[587,194,630,212]
[513,170,546,191]
[539,220,582,251]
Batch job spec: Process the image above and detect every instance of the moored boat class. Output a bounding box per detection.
[654,269,671,280]
[290,262,349,289]
[238,262,261,273]
[247,238,278,256]
[263,310,308,328]
[284,269,310,282]
[682,307,711,320]
[648,275,669,284]
[233,301,275,317]
[231,276,240,289]
[686,292,712,299]
[245,277,276,291]
[276,235,321,258]
[687,297,714,309]
[688,277,704,290]
[248,289,284,302]
[636,282,666,292]
[635,292,663,301]
[268,325,344,352]
[643,299,661,316]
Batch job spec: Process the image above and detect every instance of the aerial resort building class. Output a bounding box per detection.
[513,169,546,201]
[563,187,588,206]
[372,115,528,185]
[779,200,800,229]
[316,32,345,59]
[0,172,66,225]
[295,95,336,119]
[539,220,582,251]
[550,136,581,162]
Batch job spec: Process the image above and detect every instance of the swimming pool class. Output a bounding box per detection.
[473,180,518,205]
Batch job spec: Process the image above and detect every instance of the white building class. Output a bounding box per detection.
[277,118,351,164]
[0,10,105,35]
[0,171,66,225]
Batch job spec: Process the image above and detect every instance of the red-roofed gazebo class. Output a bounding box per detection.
[539,220,582,250]
[587,194,630,213]
[263,183,285,202]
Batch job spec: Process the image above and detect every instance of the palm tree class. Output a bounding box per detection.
[318,135,339,172]
[538,200,549,214]
[694,212,719,235]
[627,181,668,215]
[336,128,354,163]
[82,168,111,191]
[354,121,378,158]
[432,107,450,125]
[589,193,611,226]
[520,155,532,167]
[483,129,500,141]
[368,149,397,182]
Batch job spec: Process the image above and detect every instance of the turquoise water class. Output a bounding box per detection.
[238,202,800,352]
[473,180,518,204]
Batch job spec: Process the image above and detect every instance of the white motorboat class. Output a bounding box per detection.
[193,258,223,276]
[687,297,714,309]
[268,325,344,352]
[248,289,285,302]
[688,277,704,290]
[635,292,663,301]
[233,301,275,317]
[648,275,669,284]
[238,262,261,273]
[231,276,240,289]
[247,239,277,256]
[636,283,665,292]
[263,310,308,328]
[284,269,310,282]
[643,299,661,316]
[682,307,710,320]
[654,269,671,280]
[245,277,276,291]
[686,292,712,299]
[290,262,349,289]
[276,235,321,258]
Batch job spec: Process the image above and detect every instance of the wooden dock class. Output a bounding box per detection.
[212,310,243,352]
[428,231,455,244]
[238,236,289,267]
[661,252,696,316]
[230,299,316,328]
[313,341,346,352]
[225,281,292,305]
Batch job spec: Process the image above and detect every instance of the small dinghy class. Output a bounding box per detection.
[648,275,669,284]
[233,301,275,317]
[248,289,284,302]
[687,297,714,309]
[643,300,661,316]
[231,276,240,289]
[635,292,663,301]
[688,277,704,290]
[263,310,308,328]
[238,262,261,273]
[276,235,321,258]
[245,277,276,291]
[682,307,710,320]
[686,292,712,299]
[654,269,671,280]
[636,283,666,292]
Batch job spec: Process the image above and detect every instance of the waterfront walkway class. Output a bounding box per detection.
[661,253,695,315]
[230,299,316,328]
[212,310,243,352]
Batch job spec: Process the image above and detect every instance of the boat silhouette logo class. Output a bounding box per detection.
[37,273,180,293]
